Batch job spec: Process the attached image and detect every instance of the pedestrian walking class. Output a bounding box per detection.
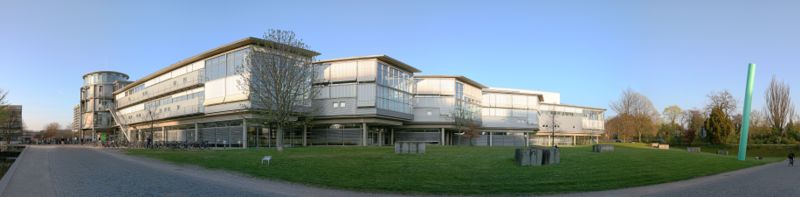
[788,152,795,167]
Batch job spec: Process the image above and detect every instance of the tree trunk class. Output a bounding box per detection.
[276,126,284,152]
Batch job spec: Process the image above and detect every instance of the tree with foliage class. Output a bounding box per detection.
[663,105,682,125]
[682,109,704,145]
[704,106,735,145]
[659,105,683,144]
[240,29,319,151]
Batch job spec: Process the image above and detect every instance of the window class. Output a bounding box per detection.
[333,102,339,108]
[426,111,432,116]
[340,102,346,108]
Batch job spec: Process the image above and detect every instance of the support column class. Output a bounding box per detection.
[489,132,493,147]
[441,128,446,146]
[573,135,576,146]
[525,133,530,147]
[361,122,368,146]
[194,123,199,142]
[302,125,308,147]
[242,119,247,149]
[162,127,166,142]
[390,128,394,145]
[378,130,383,146]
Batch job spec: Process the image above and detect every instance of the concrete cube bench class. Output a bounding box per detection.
[717,150,729,155]
[592,144,614,152]
[658,144,670,150]
[651,143,660,148]
[395,142,427,154]
[687,147,701,153]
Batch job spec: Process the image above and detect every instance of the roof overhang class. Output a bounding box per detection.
[414,75,488,89]
[115,37,320,94]
[315,54,421,73]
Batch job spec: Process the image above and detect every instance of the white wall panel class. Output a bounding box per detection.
[224,75,247,102]
[330,61,357,82]
[204,78,226,105]
[512,95,528,109]
[440,79,455,95]
[357,59,376,81]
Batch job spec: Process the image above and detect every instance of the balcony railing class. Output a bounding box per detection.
[116,69,204,108]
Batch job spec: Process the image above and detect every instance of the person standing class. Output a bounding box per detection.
[788,152,795,167]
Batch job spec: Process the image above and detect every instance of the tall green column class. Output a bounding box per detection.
[738,63,756,161]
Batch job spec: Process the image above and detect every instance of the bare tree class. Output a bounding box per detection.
[610,88,660,121]
[44,122,61,141]
[0,89,20,144]
[608,88,659,142]
[706,90,737,116]
[240,29,318,151]
[452,100,479,146]
[764,76,795,135]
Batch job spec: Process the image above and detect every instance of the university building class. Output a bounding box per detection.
[77,37,605,147]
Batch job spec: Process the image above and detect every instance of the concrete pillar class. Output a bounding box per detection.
[489,132,493,147]
[378,129,383,146]
[441,128,446,146]
[390,128,394,145]
[194,123,199,142]
[162,127,167,142]
[525,132,530,147]
[302,125,308,147]
[361,122,367,146]
[242,119,247,149]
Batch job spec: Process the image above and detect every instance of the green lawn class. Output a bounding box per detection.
[126,144,779,195]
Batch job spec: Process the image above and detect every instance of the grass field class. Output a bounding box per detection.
[127,144,780,195]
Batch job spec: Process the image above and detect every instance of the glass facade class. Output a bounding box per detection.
[206,48,248,81]
[376,62,413,114]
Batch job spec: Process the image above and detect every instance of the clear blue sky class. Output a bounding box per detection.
[1,0,798,130]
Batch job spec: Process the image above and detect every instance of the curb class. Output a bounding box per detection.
[0,146,28,196]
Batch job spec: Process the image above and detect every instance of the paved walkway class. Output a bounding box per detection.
[546,161,797,197]
[0,145,406,197]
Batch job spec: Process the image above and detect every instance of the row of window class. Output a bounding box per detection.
[376,63,413,93]
[206,48,248,81]
[376,85,412,113]
[84,73,128,85]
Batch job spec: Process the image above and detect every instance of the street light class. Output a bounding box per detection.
[542,111,560,147]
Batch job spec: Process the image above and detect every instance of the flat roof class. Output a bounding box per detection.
[115,37,320,94]
[315,54,422,73]
[541,102,607,111]
[414,75,488,89]
[482,88,545,101]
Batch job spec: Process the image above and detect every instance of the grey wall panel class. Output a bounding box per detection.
[314,98,358,116]
[357,83,376,107]
[394,132,440,142]
[376,108,413,120]
[330,84,356,98]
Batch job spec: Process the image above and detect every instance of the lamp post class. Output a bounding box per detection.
[542,111,559,147]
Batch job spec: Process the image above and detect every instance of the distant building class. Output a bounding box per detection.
[0,105,23,143]
[78,71,130,142]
